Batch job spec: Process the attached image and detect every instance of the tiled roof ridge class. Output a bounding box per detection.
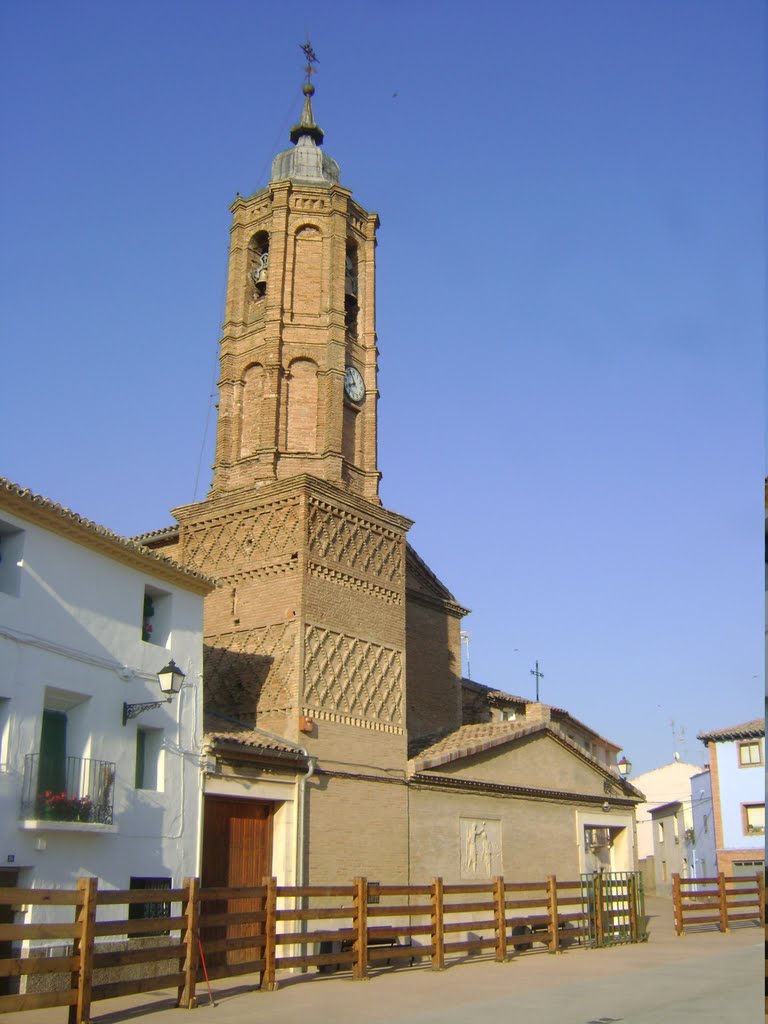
[132,524,180,543]
[0,477,216,590]
[697,718,764,742]
[408,720,644,799]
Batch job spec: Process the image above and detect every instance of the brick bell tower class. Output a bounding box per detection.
[160,71,413,883]
[211,80,380,503]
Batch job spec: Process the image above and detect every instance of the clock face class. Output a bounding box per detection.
[344,365,365,403]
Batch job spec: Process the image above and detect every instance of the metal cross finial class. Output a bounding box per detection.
[530,660,544,702]
[300,39,319,84]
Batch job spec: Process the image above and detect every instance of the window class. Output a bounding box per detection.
[135,729,163,790]
[661,860,667,882]
[657,822,665,844]
[0,520,24,597]
[142,585,172,646]
[499,709,517,722]
[249,232,269,299]
[345,242,359,338]
[128,877,172,936]
[742,804,765,835]
[0,698,10,772]
[672,815,679,842]
[738,740,763,767]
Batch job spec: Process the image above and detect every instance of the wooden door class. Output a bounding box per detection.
[201,797,273,965]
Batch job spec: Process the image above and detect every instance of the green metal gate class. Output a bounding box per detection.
[580,871,647,947]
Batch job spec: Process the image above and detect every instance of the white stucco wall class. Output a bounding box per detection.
[689,769,716,878]
[714,737,764,851]
[0,503,208,926]
[632,761,705,860]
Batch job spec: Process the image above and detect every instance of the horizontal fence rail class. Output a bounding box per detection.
[672,872,764,935]
[0,871,646,1022]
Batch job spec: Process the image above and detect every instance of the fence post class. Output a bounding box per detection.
[352,877,368,980]
[492,876,507,962]
[593,872,604,947]
[68,876,97,1024]
[671,874,683,936]
[717,872,729,933]
[756,872,765,928]
[178,877,199,1008]
[262,876,278,990]
[431,877,445,971]
[546,875,560,953]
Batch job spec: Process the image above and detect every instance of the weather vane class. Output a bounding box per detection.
[300,39,319,85]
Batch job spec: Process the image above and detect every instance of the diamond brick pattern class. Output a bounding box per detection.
[304,625,403,726]
[184,500,300,577]
[307,502,402,583]
[204,621,298,720]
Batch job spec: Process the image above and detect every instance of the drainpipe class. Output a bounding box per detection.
[296,751,316,970]
[296,751,316,888]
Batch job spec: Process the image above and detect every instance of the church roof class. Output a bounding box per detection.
[697,718,764,743]
[408,720,642,798]
[270,82,340,187]
[0,477,215,594]
[406,543,470,617]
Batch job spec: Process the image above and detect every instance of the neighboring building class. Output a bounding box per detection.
[139,75,642,888]
[688,767,716,880]
[649,800,693,896]
[631,758,705,886]
[0,479,215,919]
[696,719,765,876]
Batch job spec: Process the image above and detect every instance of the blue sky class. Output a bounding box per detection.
[1,1,763,775]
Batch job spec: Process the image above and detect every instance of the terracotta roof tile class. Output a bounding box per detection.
[697,718,764,743]
[0,477,215,592]
[203,710,307,757]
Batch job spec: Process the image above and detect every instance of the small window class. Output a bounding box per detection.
[672,815,679,842]
[703,813,709,834]
[0,698,10,771]
[661,861,668,882]
[742,804,765,835]
[135,728,163,791]
[657,822,665,843]
[249,231,269,299]
[345,241,358,338]
[128,877,172,936]
[499,709,517,722]
[0,520,24,597]
[738,740,763,767]
[142,585,172,646]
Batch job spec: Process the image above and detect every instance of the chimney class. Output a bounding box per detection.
[526,702,551,725]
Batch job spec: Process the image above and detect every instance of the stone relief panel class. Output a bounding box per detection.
[459,818,503,879]
[307,500,403,584]
[304,625,403,727]
[183,498,300,578]
[204,621,298,721]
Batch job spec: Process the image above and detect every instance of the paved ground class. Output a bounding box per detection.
[4,897,763,1023]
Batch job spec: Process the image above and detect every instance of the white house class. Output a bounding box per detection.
[632,759,704,862]
[696,718,765,877]
[0,478,215,923]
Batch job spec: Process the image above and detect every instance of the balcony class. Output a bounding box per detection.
[20,753,115,829]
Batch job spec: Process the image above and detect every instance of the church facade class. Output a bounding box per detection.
[140,79,642,890]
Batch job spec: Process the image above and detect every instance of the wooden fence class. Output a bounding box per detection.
[0,873,644,1022]
[671,872,764,935]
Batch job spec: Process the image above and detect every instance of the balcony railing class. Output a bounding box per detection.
[20,754,115,825]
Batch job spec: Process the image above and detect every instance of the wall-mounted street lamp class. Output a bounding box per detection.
[122,660,185,726]
[617,756,632,779]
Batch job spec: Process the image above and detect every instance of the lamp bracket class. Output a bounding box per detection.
[122,699,171,726]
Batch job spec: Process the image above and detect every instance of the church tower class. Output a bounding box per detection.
[211,81,381,504]
[159,71,418,884]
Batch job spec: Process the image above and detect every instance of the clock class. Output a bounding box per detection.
[344,365,365,403]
